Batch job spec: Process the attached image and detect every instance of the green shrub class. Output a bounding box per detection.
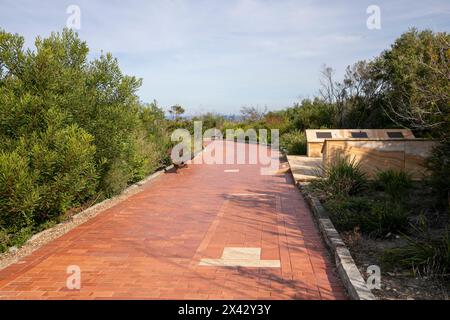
[99,159,132,197]
[324,196,373,232]
[284,98,334,131]
[0,228,10,253]
[0,226,35,253]
[0,28,172,252]
[317,156,367,196]
[324,197,409,236]
[426,139,450,208]
[25,124,98,220]
[376,169,412,199]
[369,201,409,236]
[280,130,307,155]
[382,228,450,277]
[0,151,39,231]
[8,226,34,248]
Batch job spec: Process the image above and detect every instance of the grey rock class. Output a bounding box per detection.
[8,246,18,254]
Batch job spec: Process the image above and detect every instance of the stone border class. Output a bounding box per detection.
[0,164,174,271]
[296,182,376,300]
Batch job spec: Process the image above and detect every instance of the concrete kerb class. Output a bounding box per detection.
[296,181,376,300]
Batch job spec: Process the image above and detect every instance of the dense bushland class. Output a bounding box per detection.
[0,29,171,251]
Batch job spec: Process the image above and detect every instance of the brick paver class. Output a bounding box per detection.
[0,141,347,299]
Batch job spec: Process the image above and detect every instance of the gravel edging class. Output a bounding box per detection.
[297,182,376,300]
[0,164,174,271]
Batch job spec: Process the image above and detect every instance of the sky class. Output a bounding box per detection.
[0,0,449,115]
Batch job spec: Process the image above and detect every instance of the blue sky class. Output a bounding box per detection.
[1,0,449,115]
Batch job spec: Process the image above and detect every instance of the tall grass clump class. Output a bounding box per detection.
[324,197,409,237]
[382,228,450,277]
[316,156,367,197]
[375,169,413,199]
[311,157,413,237]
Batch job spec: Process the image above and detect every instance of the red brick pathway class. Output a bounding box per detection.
[0,142,347,299]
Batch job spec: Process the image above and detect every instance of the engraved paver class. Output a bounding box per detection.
[199,247,280,267]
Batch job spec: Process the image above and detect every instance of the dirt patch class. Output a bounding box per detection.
[342,232,450,300]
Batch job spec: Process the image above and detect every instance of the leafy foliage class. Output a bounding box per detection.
[280,130,306,155]
[376,29,450,134]
[375,169,413,200]
[0,151,38,231]
[311,162,413,237]
[382,228,450,277]
[314,156,367,197]
[426,138,450,206]
[323,197,409,237]
[0,29,170,251]
[168,104,185,120]
[284,98,334,132]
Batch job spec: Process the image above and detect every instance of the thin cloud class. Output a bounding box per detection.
[0,0,448,114]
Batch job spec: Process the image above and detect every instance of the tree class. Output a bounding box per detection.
[318,64,349,127]
[240,106,267,122]
[285,98,334,131]
[375,29,450,136]
[318,64,337,104]
[169,104,185,120]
